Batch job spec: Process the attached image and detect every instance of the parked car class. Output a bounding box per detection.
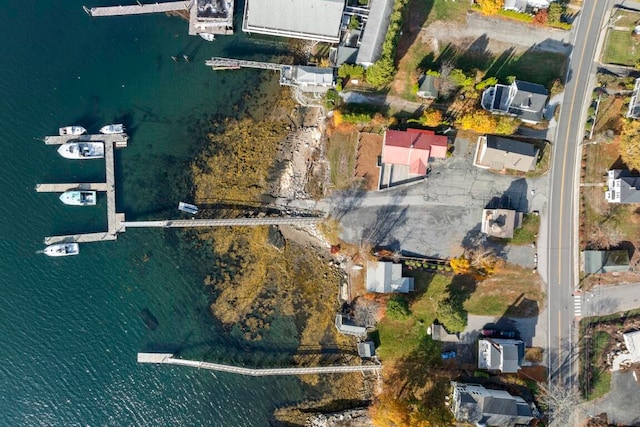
[481,329,517,338]
[498,330,517,338]
[481,329,499,337]
[441,350,457,359]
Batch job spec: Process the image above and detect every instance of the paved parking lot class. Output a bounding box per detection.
[576,370,640,426]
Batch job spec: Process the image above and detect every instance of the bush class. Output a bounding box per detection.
[340,104,379,123]
[324,89,341,109]
[386,295,411,320]
[475,76,499,91]
[498,9,534,23]
[436,298,467,333]
[338,64,365,80]
[366,57,396,87]
[495,116,521,135]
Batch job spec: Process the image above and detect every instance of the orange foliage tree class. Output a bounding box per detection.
[420,108,443,127]
[456,110,497,133]
[476,0,504,15]
[369,392,410,427]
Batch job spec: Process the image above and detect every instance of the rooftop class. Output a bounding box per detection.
[583,250,630,274]
[366,261,414,293]
[474,135,539,172]
[481,208,522,239]
[355,0,394,66]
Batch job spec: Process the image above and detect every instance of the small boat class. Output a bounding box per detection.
[178,201,198,215]
[57,142,104,160]
[44,243,79,257]
[199,33,215,42]
[59,190,97,206]
[59,126,87,136]
[99,123,125,134]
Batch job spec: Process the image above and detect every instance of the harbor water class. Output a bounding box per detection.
[0,1,313,425]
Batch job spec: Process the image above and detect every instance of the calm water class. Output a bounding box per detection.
[0,1,311,425]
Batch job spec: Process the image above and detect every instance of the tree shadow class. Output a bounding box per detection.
[360,192,409,246]
[394,0,434,62]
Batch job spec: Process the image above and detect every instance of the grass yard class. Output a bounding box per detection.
[594,95,625,136]
[463,265,544,317]
[583,330,612,400]
[428,0,471,25]
[509,213,540,246]
[602,30,640,66]
[611,9,640,29]
[376,273,450,361]
[327,127,358,190]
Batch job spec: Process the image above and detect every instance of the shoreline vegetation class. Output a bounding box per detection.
[190,88,374,423]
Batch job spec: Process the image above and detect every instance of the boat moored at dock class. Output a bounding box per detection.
[59,126,86,136]
[57,142,104,159]
[99,124,124,134]
[44,243,79,257]
[59,190,97,206]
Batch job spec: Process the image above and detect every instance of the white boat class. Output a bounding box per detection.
[199,33,215,41]
[57,142,104,160]
[59,190,97,206]
[59,126,87,136]
[99,123,124,134]
[44,243,79,257]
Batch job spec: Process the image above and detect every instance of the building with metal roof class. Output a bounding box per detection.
[478,338,525,373]
[335,314,367,336]
[355,0,394,67]
[605,169,640,204]
[366,261,414,293]
[451,382,535,426]
[627,78,640,119]
[242,0,345,43]
[280,65,335,93]
[474,135,539,173]
[358,341,376,358]
[583,250,630,274]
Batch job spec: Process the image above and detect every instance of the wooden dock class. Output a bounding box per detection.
[138,353,381,377]
[35,183,108,192]
[121,217,323,229]
[42,133,126,245]
[83,1,190,17]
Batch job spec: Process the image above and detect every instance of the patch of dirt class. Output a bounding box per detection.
[355,133,383,191]
[585,315,640,373]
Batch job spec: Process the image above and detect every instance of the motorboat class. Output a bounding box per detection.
[199,33,215,42]
[99,123,125,134]
[57,142,104,159]
[59,126,86,136]
[59,190,97,206]
[44,243,79,257]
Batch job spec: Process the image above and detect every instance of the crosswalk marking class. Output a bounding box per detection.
[574,295,582,317]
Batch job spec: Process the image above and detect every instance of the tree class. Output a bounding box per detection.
[436,297,467,333]
[369,392,411,427]
[537,381,581,425]
[449,68,474,89]
[475,76,498,91]
[456,110,498,134]
[547,2,564,24]
[386,295,411,320]
[366,57,396,87]
[338,63,365,80]
[533,8,548,25]
[495,116,521,135]
[476,0,504,16]
[450,256,471,275]
[420,108,443,127]
[620,119,640,171]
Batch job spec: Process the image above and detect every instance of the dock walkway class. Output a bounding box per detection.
[138,353,381,377]
[83,1,190,17]
[121,217,323,229]
[35,183,108,192]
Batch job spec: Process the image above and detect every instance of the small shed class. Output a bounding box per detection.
[358,341,376,358]
[417,74,438,99]
[583,250,630,274]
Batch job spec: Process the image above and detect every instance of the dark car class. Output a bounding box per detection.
[441,350,457,359]
[498,330,517,338]
[481,329,517,338]
[481,328,498,337]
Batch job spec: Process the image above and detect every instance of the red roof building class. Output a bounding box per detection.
[381,129,448,175]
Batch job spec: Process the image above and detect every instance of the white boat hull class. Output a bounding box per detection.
[57,142,104,160]
[44,243,79,257]
[59,190,97,206]
[99,124,124,134]
[199,33,215,41]
[59,126,86,136]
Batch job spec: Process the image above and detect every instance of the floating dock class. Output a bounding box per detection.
[40,133,127,245]
[138,353,381,377]
[83,1,190,16]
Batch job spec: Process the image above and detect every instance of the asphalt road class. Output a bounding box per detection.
[580,283,640,318]
[546,0,609,390]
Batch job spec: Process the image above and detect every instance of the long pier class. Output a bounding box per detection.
[205,57,284,71]
[121,217,323,229]
[41,133,127,245]
[83,1,190,17]
[138,353,381,377]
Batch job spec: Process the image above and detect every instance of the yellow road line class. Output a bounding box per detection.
[556,0,598,378]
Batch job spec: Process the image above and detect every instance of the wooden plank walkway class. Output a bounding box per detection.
[44,133,128,146]
[121,217,323,229]
[84,1,190,17]
[138,353,381,377]
[35,183,108,192]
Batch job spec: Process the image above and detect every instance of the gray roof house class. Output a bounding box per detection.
[481,208,523,239]
[481,80,549,123]
[280,66,335,93]
[355,0,394,67]
[416,74,438,99]
[605,169,640,203]
[430,322,460,342]
[366,261,415,293]
[358,341,376,358]
[451,382,535,427]
[504,0,551,12]
[242,0,345,43]
[583,250,630,274]
[627,78,640,119]
[478,338,525,373]
[335,314,367,336]
[473,135,540,172]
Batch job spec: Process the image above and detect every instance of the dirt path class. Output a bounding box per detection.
[340,92,425,114]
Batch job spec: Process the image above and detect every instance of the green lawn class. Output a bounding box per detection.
[327,129,357,190]
[611,10,640,28]
[584,330,612,400]
[377,273,450,361]
[428,0,471,24]
[602,30,640,66]
[509,214,540,246]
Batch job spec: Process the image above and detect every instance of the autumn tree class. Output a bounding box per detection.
[369,392,410,427]
[450,256,471,275]
[456,110,498,133]
[420,108,443,127]
[620,119,640,170]
[533,8,548,25]
[495,116,521,135]
[476,0,504,16]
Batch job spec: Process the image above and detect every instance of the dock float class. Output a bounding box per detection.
[35,183,109,192]
[138,353,381,377]
[83,1,190,17]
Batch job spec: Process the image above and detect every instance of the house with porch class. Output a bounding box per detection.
[480,80,549,124]
[605,169,640,203]
[451,382,536,426]
[478,338,525,373]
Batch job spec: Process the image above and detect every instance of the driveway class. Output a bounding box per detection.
[580,283,640,317]
[466,314,547,349]
[575,371,640,426]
